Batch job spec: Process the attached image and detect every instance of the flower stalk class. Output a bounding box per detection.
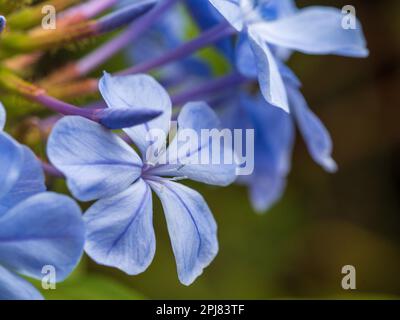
[0,67,161,129]
[41,0,177,85]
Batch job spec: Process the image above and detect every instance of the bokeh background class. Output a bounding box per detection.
[23,0,399,299]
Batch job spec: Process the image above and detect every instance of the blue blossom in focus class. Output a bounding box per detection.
[0,103,85,300]
[47,73,237,285]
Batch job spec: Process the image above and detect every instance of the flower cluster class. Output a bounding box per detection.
[0,0,368,298]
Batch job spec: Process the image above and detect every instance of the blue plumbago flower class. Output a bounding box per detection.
[47,73,237,286]
[222,94,294,212]
[204,0,368,112]
[0,103,85,300]
[125,4,211,89]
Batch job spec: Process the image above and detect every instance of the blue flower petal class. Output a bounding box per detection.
[250,6,369,57]
[47,116,142,201]
[247,31,289,112]
[99,73,171,159]
[287,85,338,172]
[278,62,301,89]
[186,0,234,60]
[149,180,218,286]
[0,16,5,34]
[0,102,5,130]
[0,132,24,201]
[0,192,84,282]
[96,107,162,130]
[0,266,43,300]
[84,179,155,275]
[241,94,294,212]
[0,146,46,216]
[236,33,257,78]
[209,0,243,31]
[153,102,237,186]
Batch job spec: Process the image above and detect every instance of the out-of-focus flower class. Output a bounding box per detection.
[0,103,85,300]
[125,3,211,89]
[223,94,294,212]
[47,73,237,286]
[0,16,5,34]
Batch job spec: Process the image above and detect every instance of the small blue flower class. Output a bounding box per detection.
[47,73,237,285]
[222,93,294,212]
[207,0,368,111]
[0,103,85,300]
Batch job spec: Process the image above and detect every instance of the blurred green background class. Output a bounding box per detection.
[29,0,400,299]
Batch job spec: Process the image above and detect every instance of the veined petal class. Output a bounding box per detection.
[0,102,5,130]
[209,0,243,31]
[47,116,142,201]
[0,147,45,216]
[250,6,369,57]
[99,72,171,159]
[84,179,155,275]
[0,192,85,282]
[0,266,43,300]
[287,85,338,172]
[156,102,237,186]
[0,132,24,200]
[247,30,289,112]
[149,180,218,286]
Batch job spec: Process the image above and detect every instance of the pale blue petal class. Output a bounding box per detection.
[0,266,43,300]
[47,116,143,201]
[241,94,294,212]
[0,132,24,200]
[287,85,338,172]
[236,33,257,78]
[250,6,368,57]
[249,173,287,213]
[209,0,243,31]
[0,192,84,281]
[149,180,218,286]
[153,102,237,186]
[0,147,45,216]
[99,72,171,159]
[278,62,301,88]
[247,30,289,112]
[96,107,162,130]
[0,102,5,130]
[84,179,155,275]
